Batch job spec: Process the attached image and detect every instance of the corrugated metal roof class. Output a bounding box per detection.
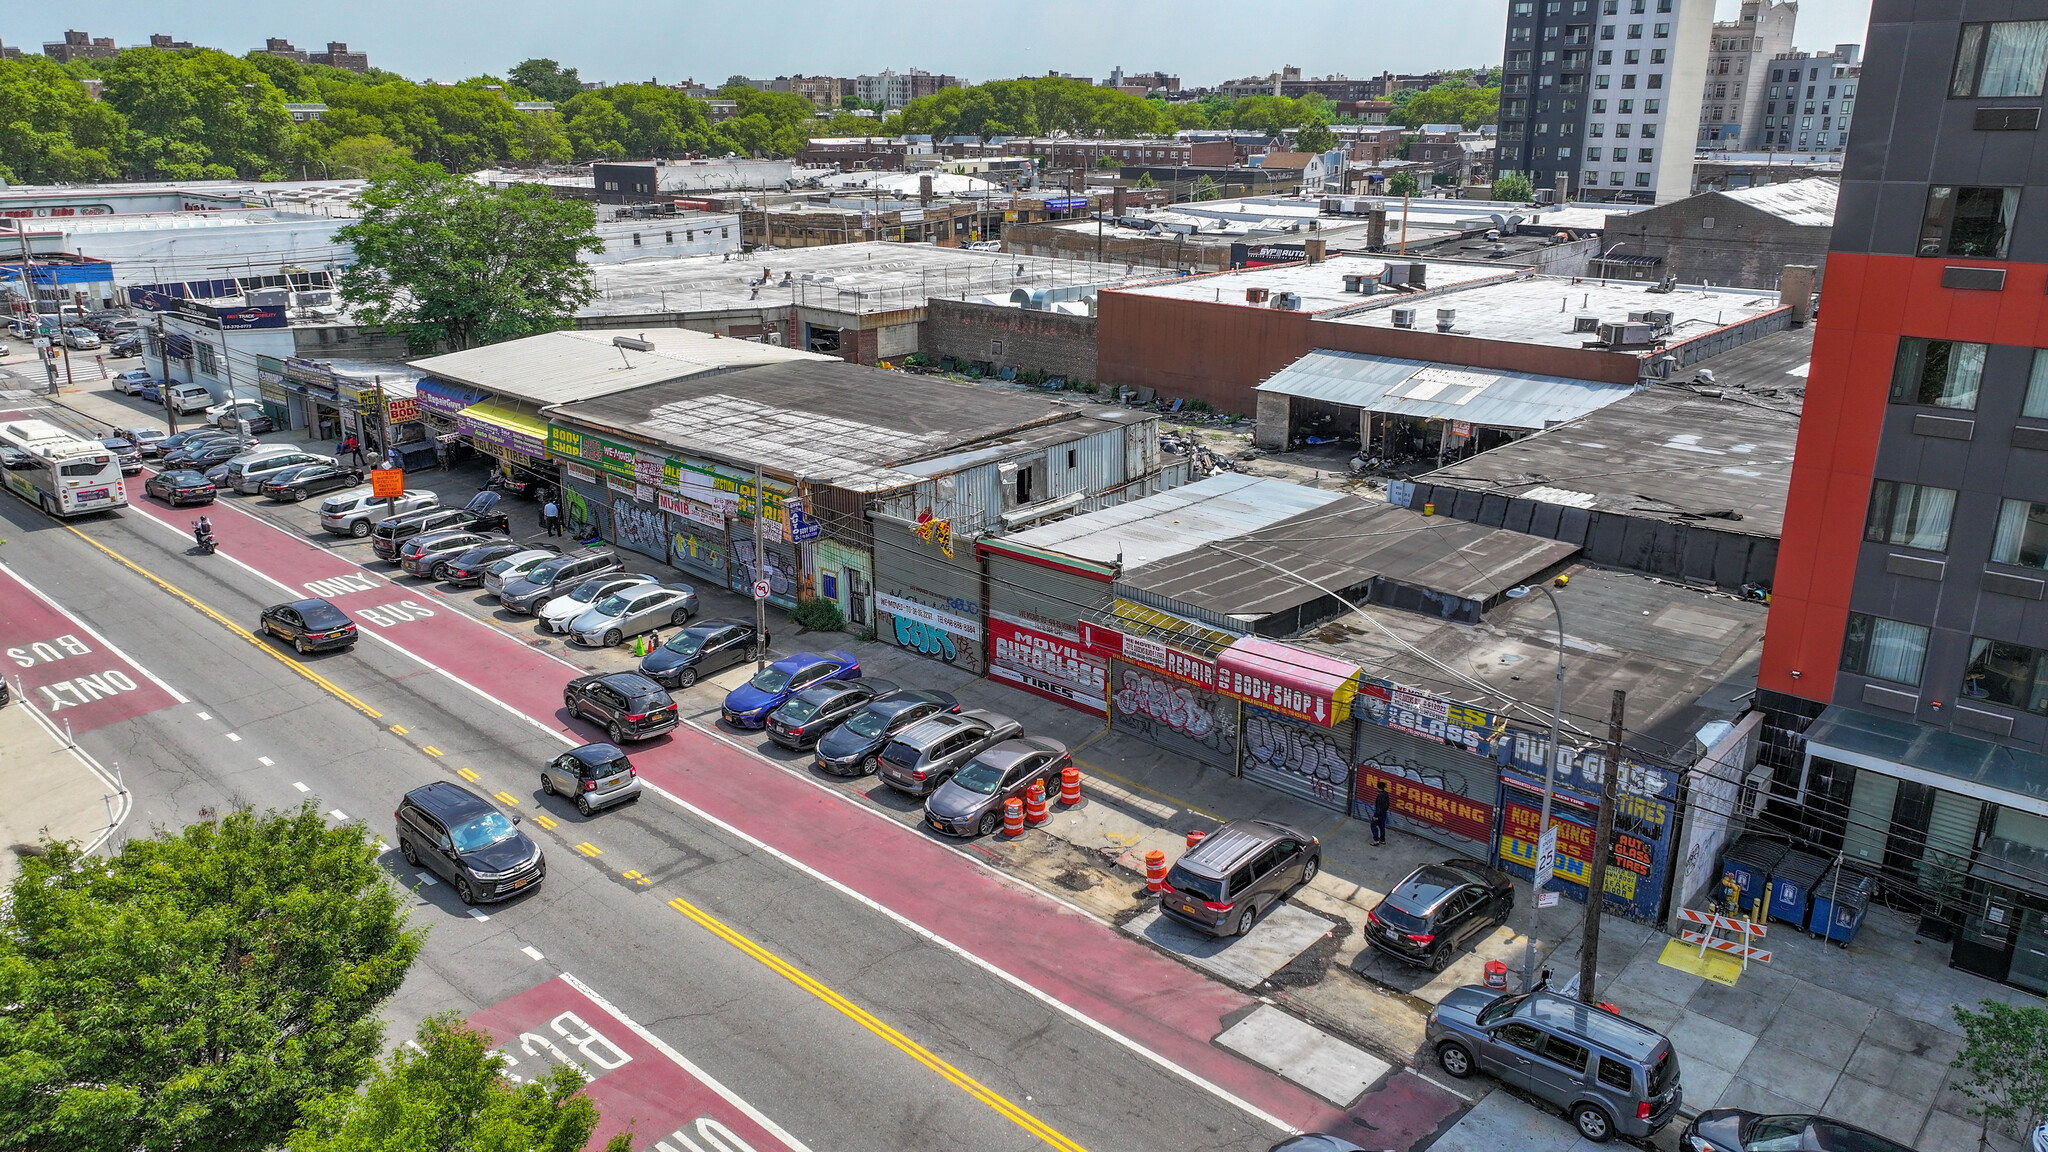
[1255,349,1639,431]
[1001,473,1344,568]
[1721,178,1836,227]
[410,328,831,406]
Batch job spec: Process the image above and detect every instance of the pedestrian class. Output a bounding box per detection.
[343,435,363,467]
[1370,781,1391,845]
[543,498,561,537]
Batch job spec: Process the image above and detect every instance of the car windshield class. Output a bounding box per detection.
[950,758,1007,794]
[1374,903,1430,933]
[1165,864,1222,902]
[568,580,615,604]
[100,439,133,450]
[591,594,630,617]
[749,666,794,693]
[300,605,349,628]
[663,632,707,657]
[843,707,894,738]
[778,698,825,723]
[525,559,568,582]
[1476,993,1527,1027]
[449,812,520,853]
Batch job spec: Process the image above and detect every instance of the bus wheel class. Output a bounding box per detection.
[40,495,55,516]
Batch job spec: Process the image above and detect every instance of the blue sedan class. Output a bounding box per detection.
[721,650,860,729]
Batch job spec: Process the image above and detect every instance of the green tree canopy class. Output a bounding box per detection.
[1394,81,1502,129]
[98,48,302,179]
[508,58,584,103]
[1136,171,1156,189]
[0,804,422,1152]
[327,133,414,179]
[1493,171,1534,202]
[0,56,127,183]
[1294,119,1338,154]
[893,77,1172,141]
[288,1014,633,1152]
[1192,174,1221,201]
[335,164,602,350]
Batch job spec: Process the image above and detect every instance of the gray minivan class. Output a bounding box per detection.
[224,447,337,494]
[1426,985,1682,1143]
[1159,818,1321,937]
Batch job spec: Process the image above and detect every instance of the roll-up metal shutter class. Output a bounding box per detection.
[1110,659,1239,772]
[668,512,727,583]
[986,553,1107,636]
[1240,703,1355,813]
[562,474,610,542]
[1915,789,1983,897]
[1352,725,1502,856]
[871,517,985,674]
[726,517,798,611]
[608,492,669,563]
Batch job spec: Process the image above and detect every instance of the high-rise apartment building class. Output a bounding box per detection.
[1498,0,1594,194]
[41,30,117,63]
[1698,0,1798,150]
[853,69,959,109]
[1761,0,2048,994]
[1758,44,1861,153]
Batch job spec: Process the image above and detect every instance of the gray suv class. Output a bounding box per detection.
[1426,986,1682,1143]
[874,709,1024,796]
[1160,819,1321,937]
[499,552,625,614]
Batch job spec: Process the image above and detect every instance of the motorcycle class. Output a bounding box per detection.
[192,519,217,555]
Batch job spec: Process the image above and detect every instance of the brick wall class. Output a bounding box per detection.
[1606,194,1832,290]
[925,298,1097,383]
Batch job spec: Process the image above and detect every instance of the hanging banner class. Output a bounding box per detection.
[875,593,981,641]
[1359,681,1510,758]
[1355,760,1495,846]
[1081,619,1224,690]
[1495,772,1675,924]
[987,615,1106,715]
[1216,637,1361,727]
[564,461,597,485]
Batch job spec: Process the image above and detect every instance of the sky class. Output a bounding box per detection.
[5,0,1875,88]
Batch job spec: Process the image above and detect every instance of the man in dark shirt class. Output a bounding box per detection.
[1371,781,1392,845]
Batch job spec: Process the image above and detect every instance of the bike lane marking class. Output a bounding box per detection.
[0,558,185,731]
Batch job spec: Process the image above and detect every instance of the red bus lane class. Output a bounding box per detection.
[118,485,1349,1134]
[469,974,810,1152]
[0,559,185,731]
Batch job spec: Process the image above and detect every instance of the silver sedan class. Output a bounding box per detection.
[568,583,697,647]
[539,573,655,634]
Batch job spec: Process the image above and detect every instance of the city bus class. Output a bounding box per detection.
[0,417,128,517]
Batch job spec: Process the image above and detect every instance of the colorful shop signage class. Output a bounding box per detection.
[1355,761,1495,846]
[1355,681,1509,758]
[1215,637,1361,727]
[1080,620,1223,690]
[987,616,1106,715]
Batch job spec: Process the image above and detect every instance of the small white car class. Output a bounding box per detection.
[537,574,656,634]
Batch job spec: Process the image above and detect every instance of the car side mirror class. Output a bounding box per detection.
[510,814,522,824]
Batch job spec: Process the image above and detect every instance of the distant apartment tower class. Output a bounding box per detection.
[148,33,195,50]
[854,69,958,109]
[1698,0,1797,150]
[261,38,308,63]
[309,42,369,71]
[42,31,117,63]
[1760,44,1861,152]
[0,40,22,60]
[1569,0,1713,203]
[1107,67,1180,93]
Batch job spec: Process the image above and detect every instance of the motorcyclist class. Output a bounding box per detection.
[193,515,215,549]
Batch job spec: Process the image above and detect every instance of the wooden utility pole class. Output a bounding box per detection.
[1579,689,1625,1004]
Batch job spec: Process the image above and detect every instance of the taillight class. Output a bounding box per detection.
[1367,910,1382,926]
[912,768,927,780]
[627,767,637,778]
[1406,933,1436,945]
[1160,880,1176,893]
[1637,1102,1653,1120]
[583,780,596,792]
[624,713,648,723]
[1202,899,1235,912]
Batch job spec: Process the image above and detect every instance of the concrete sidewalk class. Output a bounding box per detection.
[0,687,128,889]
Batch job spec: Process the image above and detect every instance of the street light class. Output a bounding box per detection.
[1505,582,1567,994]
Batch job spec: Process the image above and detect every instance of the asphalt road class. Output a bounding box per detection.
[0,408,1318,1151]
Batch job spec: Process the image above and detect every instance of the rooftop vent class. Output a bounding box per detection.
[1436,308,1458,332]
[1391,306,1417,329]
[612,335,656,352]
[1572,314,1600,333]
[1246,286,1271,304]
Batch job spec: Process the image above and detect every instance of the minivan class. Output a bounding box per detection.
[393,781,545,905]
[225,448,337,494]
[1427,985,1682,1143]
[1159,819,1321,937]
[165,384,214,415]
[369,493,510,560]
[319,487,438,537]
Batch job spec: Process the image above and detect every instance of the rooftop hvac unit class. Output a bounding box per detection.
[292,290,332,308]
[1738,762,1773,819]
[1246,286,1271,303]
[1271,291,1302,310]
[246,287,290,306]
[1572,314,1600,333]
[1391,306,1417,328]
[1381,263,1410,286]
[1359,275,1380,294]
[1436,308,1457,332]
[1407,262,1428,286]
[1597,321,1656,345]
[1342,274,1364,293]
[1643,307,1675,328]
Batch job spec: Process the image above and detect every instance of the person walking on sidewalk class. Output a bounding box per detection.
[542,499,562,537]
[1371,781,1391,844]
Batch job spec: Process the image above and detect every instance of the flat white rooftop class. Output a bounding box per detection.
[1110,254,1521,314]
[1321,275,1785,346]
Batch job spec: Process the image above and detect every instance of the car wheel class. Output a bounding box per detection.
[1436,1040,1475,1079]
[292,487,308,502]
[674,668,697,689]
[563,694,577,711]
[296,637,312,655]
[608,720,626,744]
[1235,902,1261,936]
[577,794,594,817]
[530,597,549,614]
[350,520,371,538]
[746,643,762,661]
[540,774,555,796]
[671,608,690,625]
[454,877,478,905]
[1430,945,1452,973]
[862,754,879,776]
[977,810,1001,837]
[400,839,420,866]
[1301,856,1320,885]
[1572,1103,1614,1143]
[602,628,622,647]
[433,562,451,581]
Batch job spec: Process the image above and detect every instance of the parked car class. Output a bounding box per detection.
[318,487,437,538]
[370,494,510,560]
[562,671,679,743]
[136,380,162,404]
[164,384,215,415]
[437,540,538,588]
[60,326,100,350]
[109,333,143,358]
[207,397,266,424]
[1160,819,1322,937]
[720,650,861,729]
[225,447,336,494]
[813,689,959,776]
[480,547,568,599]
[539,742,642,816]
[159,432,250,465]
[1365,859,1516,972]
[111,369,156,395]
[259,462,364,502]
[1679,1112,1912,1152]
[143,469,217,506]
[766,679,900,750]
[1427,986,1682,1143]
[638,619,769,689]
[204,463,233,485]
[258,597,358,654]
[874,709,1026,796]
[170,440,248,472]
[157,430,233,456]
[394,781,544,905]
[923,737,1072,838]
[538,573,656,635]
[496,552,624,615]
[97,437,142,475]
[399,529,510,579]
[120,427,169,456]
[489,465,555,499]
[567,583,697,647]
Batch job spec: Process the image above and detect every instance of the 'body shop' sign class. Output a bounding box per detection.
[1215,637,1362,728]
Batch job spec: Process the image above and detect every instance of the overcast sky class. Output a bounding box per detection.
[6,0,1875,88]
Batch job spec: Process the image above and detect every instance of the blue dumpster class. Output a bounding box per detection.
[1808,865,1877,946]
[1719,836,1791,913]
[1767,850,1830,927]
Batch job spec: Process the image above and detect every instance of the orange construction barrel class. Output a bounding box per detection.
[1145,849,1168,893]
[1484,960,1508,989]
[1003,798,1025,837]
[1059,765,1082,805]
[1186,829,1207,849]
[1024,780,1048,825]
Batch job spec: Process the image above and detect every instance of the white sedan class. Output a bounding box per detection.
[539,574,656,635]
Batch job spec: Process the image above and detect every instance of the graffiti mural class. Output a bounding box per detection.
[893,616,960,662]
[1354,743,1496,847]
[563,489,593,535]
[727,537,797,609]
[611,497,667,559]
[1111,665,1237,769]
[1241,705,1352,809]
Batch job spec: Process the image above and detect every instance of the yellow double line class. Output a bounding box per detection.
[665,893,1090,1152]
[64,525,382,719]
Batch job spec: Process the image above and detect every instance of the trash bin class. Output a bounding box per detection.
[1719,836,1791,913]
[1808,865,1877,947]
[1767,850,1830,928]
[1484,960,1508,989]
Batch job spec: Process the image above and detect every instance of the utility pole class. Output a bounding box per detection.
[1579,690,1625,1003]
[753,462,768,672]
[156,313,178,435]
[375,377,396,520]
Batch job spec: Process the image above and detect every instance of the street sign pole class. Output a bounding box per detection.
[753,462,767,673]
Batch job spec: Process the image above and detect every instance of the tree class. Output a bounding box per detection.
[508,58,583,103]
[1387,171,1422,197]
[1094,155,1120,169]
[0,804,422,1152]
[288,1014,634,1152]
[512,110,574,163]
[327,133,414,178]
[1493,171,1534,202]
[0,57,127,183]
[724,74,753,90]
[1395,80,1502,129]
[1136,171,1156,189]
[336,164,603,350]
[1193,174,1221,201]
[1951,999,2048,1147]
[98,48,303,179]
[1294,119,1337,154]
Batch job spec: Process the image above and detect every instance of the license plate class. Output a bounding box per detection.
[930,818,946,832]
[507,874,535,890]
[77,488,110,502]
[1181,902,1201,916]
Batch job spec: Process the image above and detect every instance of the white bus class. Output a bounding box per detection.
[0,418,128,517]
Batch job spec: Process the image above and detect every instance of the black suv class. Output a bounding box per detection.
[371,493,511,560]
[765,679,899,750]
[563,671,679,743]
[394,781,545,905]
[1365,859,1515,972]
[875,709,1025,796]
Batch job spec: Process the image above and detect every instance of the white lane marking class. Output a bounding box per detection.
[0,562,193,706]
[118,494,1299,1134]
[292,781,309,792]
[415,872,438,886]
[559,972,816,1152]
[1415,1069,1476,1102]
[522,945,544,961]
[466,908,489,921]
[226,732,241,742]
[327,808,347,821]
[196,711,210,719]
[258,755,273,765]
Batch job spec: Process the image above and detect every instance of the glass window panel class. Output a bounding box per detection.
[1994,500,2048,569]
[1950,186,2019,257]
[1978,21,2048,96]
[2027,350,2048,418]
[1953,23,1989,96]
[1866,481,1956,551]
[1891,338,1986,408]
[1965,638,2048,714]
[1842,613,1930,685]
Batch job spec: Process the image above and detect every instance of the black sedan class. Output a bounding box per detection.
[97,437,143,475]
[766,679,899,751]
[166,441,245,471]
[258,597,358,654]
[143,469,217,506]
[1364,858,1515,972]
[259,463,363,502]
[814,689,960,776]
[636,619,767,689]
[440,540,544,588]
[1680,1112,1915,1152]
[563,672,679,743]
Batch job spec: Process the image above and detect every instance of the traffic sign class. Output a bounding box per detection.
[371,468,405,498]
[752,579,770,601]
[788,505,822,543]
[1534,824,1559,880]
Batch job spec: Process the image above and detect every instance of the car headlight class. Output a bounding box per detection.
[471,849,542,881]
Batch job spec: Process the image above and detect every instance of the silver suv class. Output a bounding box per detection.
[319,488,437,537]
[498,552,625,614]
[874,709,1024,796]
[1427,985,1682,1143]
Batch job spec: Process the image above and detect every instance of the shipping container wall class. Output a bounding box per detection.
[1044,426,1127,500]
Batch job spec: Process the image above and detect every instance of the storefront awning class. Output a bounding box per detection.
[1805,705,2048,817]
[457,400,549,460]
[1216,637,1362,727]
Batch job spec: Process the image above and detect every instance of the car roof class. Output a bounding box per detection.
[968,737,1062,769]
[416,527,489,545]
[596,671,666,695]
[569,742,628,763]
[1519,991,1671,1059]
[1177,819,1309,876]
[285,597,340,615]
[1387,864,1486,914]
[405,780,495,821]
